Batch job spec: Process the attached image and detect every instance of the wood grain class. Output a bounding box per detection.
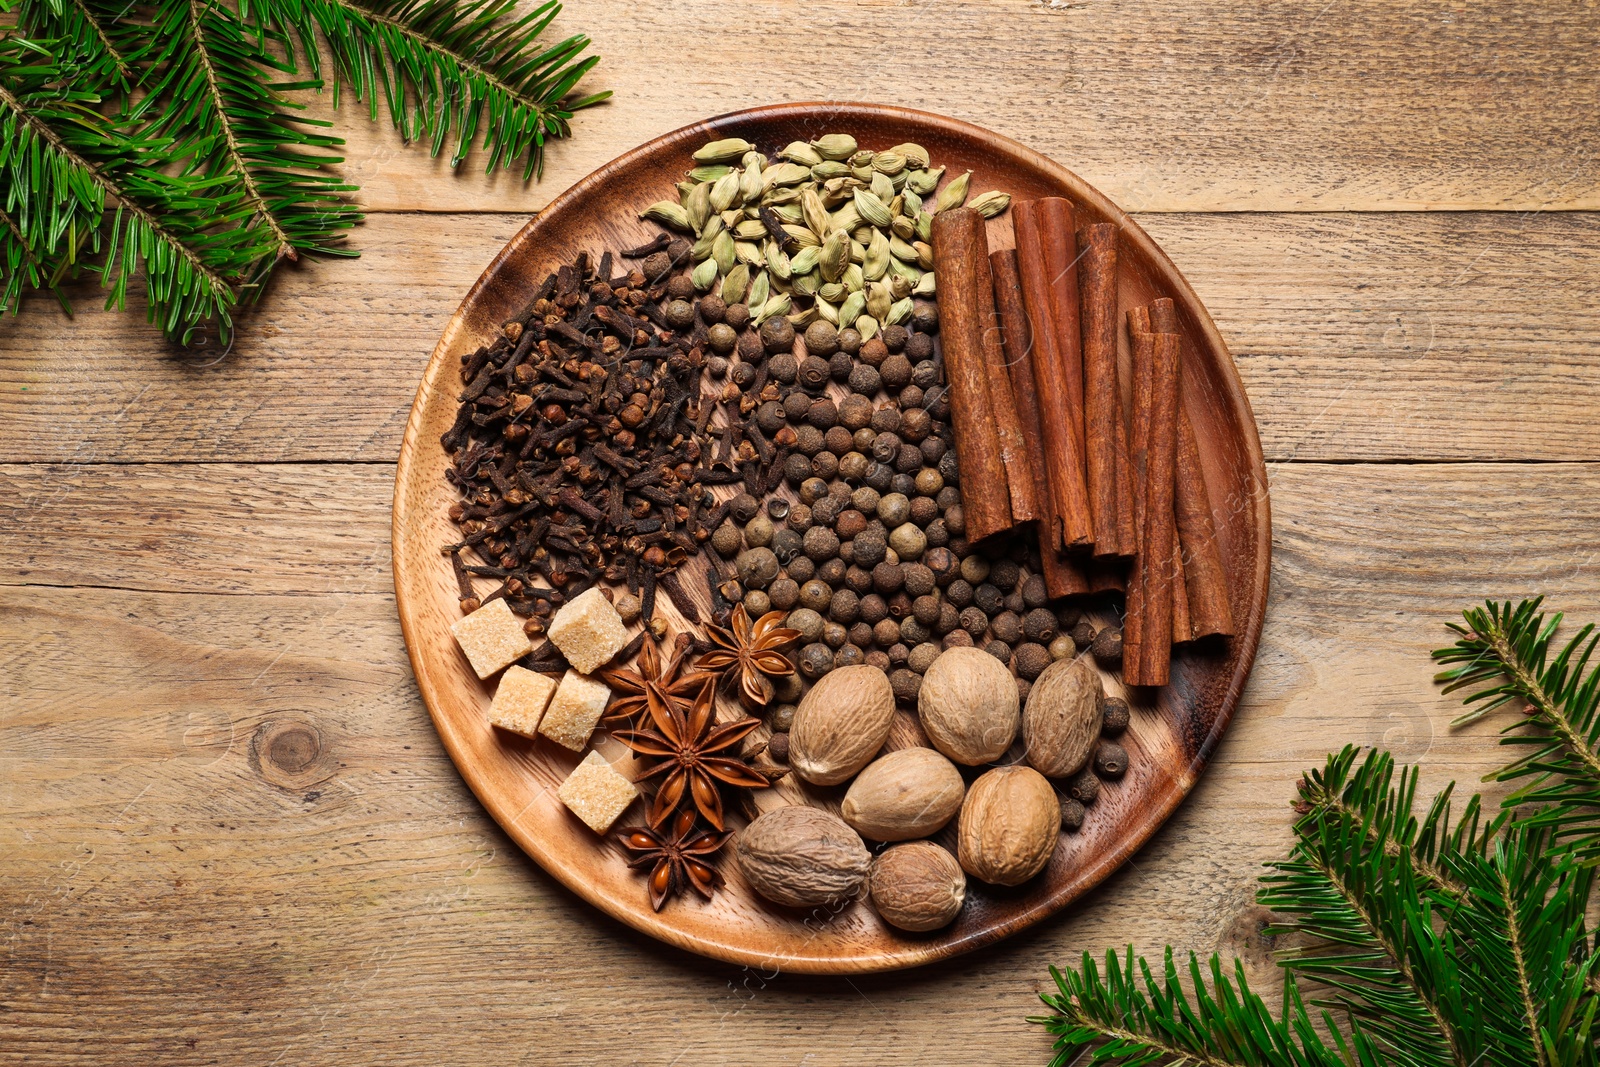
[5,210,1597,465]
[1,459,1588,1062]
[310,1,1600,214]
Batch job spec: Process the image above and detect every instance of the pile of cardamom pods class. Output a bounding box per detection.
[639,133,1010,341]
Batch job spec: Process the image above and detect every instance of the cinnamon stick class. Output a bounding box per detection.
[1149,298,1235,640]
[930,207,1016,543]
[980,266,1039,527]
[1125,332,1179,687]
[1128,305,1191,642]
[992,248,1087,597]
[1012,200,1092,551]
[1039,199,1086,457]
[1079,223,1135,558]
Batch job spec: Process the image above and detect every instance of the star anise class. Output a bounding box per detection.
[597,631,712,726]
[613,675,769,830]
[616,807,733,911]
[698,605,801,708]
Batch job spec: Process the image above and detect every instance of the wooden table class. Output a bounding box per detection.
[5,3,1598,1062]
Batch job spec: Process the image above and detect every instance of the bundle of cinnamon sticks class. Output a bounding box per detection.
[930,202,1235,688]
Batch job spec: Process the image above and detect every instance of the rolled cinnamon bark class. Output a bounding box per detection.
[930,208,1016,543]
[980,262,1039,527]
[1012,200,1092,551]
[1079,223,1135,559]
[1125,332,1179,687]
[991,248,1088,597]
[1149,298,1234,640]
[1040,199,1086,457]
[1128,305,1191,642]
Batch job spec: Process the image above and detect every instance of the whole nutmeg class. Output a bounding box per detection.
[789,665,896,785]
[1022,656,1104,778]
[869,841,966,933]
[957,765,1060,886]
[735,806,870,908]
[918,646,1020,765]
[842,747,965,841]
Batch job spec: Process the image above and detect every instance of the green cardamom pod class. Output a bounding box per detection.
[818,281,847,304]
[934,171,971,213]
[888,274,912,301]
[735,240,764,266]
[887,256,922,287]
[709,170,741,212]
[792,271,821,297]
[888,169,908,193]
[855,314,879,342]
[852,188,893,228]
[694,137,754,163]
[915,210,933,243]
[812,133,857,161]
[685,181,713,234]
[789,245,820,275]
[640,200,693,232]
[785,303,818,328]
[764,186,803,205]
[863,229,890,281]
[837,291,864,328]
[712,229,736,274]
[763,162,812,187]
[907,166,943,196]
[741,150,765,172]
[888,235,919,263]
[889,143,930,170]
[851,164,874,183]
[886,297,913,326]
[819,229,850,283]
[739,163,765,205]
[770,203,803,225]
[766,240,792,281]
[720,207,743,229]
[869,171,895,204]
[903,189,923,216]
[866,280,892,322]
[782,223,820,249]
[843,262,864,293]
[691,215,724,259]
[746,271,769,318]
[914,240,935,270]
[968,190,1012,218]
[814,297,840,326]
[872,151,906,176]
[912,271,936,297]
[801,188,831,238]
[676,181,697,203]
[849,238,866,266]
[733,218,769,241]
[891,215,916,241]
[753,293,790,326]
[691,258,719,291]
[720,263,750,305]
[688,165,731,183]
[810,161,851,181]
[780,141,823,167]
[849,149,875,168]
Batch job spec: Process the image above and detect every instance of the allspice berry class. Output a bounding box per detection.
[707,322,737,354]
[1059,795,1086,832]
[767,733,791,762]
[1022,607,1058,644]
[1013,642,1052,680]
[735,547,779,589]
[1066,768,1101,806]
[1102,697,1130,736]
[787,608,825,644]
[1070,619,1097,649]
[760,315,795,353]
[1090,625,1123,666]
[1048,634,1076,661]
[1094,741,1129,779]
[699,294,727,323]
[798,642,834,678]
[859,337,889,367]
[880,353,913,390]
[744,512,774,548]
[768,578,800,611]
[711,521,743,558]
[724,302,751,331]
[805,319,840,356]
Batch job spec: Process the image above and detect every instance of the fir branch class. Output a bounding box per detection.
[17,0,135,85]
[1495,860,1545,1067]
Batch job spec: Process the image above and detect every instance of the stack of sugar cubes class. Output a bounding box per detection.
[449,588,638,835]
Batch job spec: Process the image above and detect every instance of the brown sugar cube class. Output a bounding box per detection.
[547,587,631,675]
[537,670,613,752]
[487,666,559,738]
[450,597,533,679]
[557,751,638,834]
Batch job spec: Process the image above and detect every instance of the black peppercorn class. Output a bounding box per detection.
[1102,697,1130,737]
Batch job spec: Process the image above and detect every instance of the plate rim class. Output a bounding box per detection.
[392,101,1272,974]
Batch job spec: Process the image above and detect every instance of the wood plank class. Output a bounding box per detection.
[4,211,1600,465]
[313,0,1600,214]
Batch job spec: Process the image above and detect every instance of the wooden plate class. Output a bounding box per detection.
[393,103,1270,974]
